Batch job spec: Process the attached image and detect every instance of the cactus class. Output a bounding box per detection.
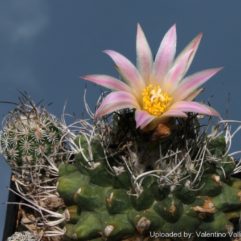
[1,97,241,241]
[0,96,68,171]
[2,23,241,241]
[0,101,240,241]
[0,96,72,238]
[56,111,241,241]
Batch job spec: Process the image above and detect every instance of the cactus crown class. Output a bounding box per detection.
[91,110,232,194]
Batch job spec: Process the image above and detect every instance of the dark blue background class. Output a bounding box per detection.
[1,1,241,239]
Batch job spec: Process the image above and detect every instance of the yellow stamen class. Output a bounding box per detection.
[142,84,173,116]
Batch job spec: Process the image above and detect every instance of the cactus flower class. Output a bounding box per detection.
[83,24,221,129]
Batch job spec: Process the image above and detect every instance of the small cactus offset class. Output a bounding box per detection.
[0,96,68,171]
[0,95,72,238]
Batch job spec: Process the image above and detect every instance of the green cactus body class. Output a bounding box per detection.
[58,162,241,240]
[57,126,241,241]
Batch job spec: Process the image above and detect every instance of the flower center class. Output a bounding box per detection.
[142,84,173,116]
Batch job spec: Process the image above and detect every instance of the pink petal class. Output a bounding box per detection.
[95,91,139,118]
[163,49,193,91]
[139,110,187,130]
[161,109,188,118]
[82,75,131,92]
[170,101,220,117]
[136,24,153,81]
[104,50,145,91]
[185,88,203,101]
[174,33,203,78]
[154,24,177,81]
[173,68,222,101]
[135,110,155,128]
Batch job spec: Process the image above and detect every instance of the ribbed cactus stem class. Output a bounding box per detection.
[56,113,241,240]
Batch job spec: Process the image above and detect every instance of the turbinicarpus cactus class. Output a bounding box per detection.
[57,112,241,241]
[57,24,241,240]
[1,24,241,241]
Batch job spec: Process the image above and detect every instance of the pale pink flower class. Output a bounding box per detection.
[83,24,221,129]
